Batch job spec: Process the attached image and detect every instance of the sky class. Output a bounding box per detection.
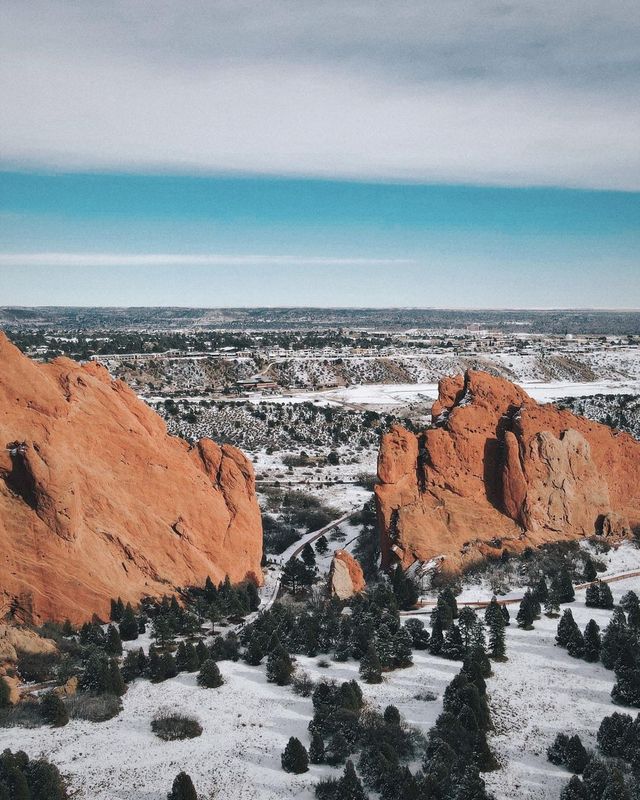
[1,1,639,307]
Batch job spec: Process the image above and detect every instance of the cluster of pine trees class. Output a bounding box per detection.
[555,591,640,705]
[0,749,68,800]
[552,711,640,798]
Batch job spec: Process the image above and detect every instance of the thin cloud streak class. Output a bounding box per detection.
[0,253,415,268]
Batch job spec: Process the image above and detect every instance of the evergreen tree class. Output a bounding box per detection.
[488,613,507,660]
[442,624,465,660]
[560,776,587,800]
[336,759,366,800]
[197,659,224,688]
[195,640,208,666]
[565,735,589,773]
[147,644,161,680]
[119,603,139,641]
[516,591,535,629]
[553,568,575,604]
[583,620,601,663]
[122,648,144,682]
[601,610,629,670]
[110,597,124,622]
[582,759,610,800]
[548,733,570,766]
[599,582,615,610]
[315,535,329,555]
[392,628,413,668]
[359,643,382,684]
[597,712,633,758]
[301,542,316,569]
[545,592,561,618]
[155,652,177,682]
[621,591,640,613]
[109,659,126,696]
[454,766,492,800]
[584,556,598,583]
[404,618,430,650]
[600,770,631,800]
[533,577,549,605]
[429,616,444,656]
[556,609,580,648]
[309,731,325,764]
[281,557,313,596]
[586,583,600,607]
[501,604,511,626]
[281,737,309,774]
[105,624,123,656]
[266,643,294,686]
[246,582,261,612]
[167,771,197,800]
[40,691,69,727]
[244,635,264,666]
[612,662,640,707]
[567,627,585,659]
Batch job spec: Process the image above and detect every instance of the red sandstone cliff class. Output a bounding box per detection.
[376,370,640,572]
[0,333,263,623]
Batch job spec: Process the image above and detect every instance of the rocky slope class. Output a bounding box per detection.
[375,370,640,572]
[0,333,263,623]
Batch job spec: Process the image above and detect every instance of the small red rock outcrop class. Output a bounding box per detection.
[376,370,640,572]
[0,333,263,623]
[328,550,366,599]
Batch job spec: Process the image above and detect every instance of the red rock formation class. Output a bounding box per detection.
[376,370,640,572]
[0,333,263,623]
[328,550,366,599]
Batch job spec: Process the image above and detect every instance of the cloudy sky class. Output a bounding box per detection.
[1,1,639,306]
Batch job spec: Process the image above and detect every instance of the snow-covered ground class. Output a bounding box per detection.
[484,574,640,800]
[222,378,640,410]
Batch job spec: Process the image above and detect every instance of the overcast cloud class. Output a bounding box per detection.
[1,1,639,188]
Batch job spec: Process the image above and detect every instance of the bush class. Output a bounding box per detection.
[151,712,203,741]
[40,692,69,727]
[291,671,315,697]
[66,692,122,722]
[16,651,60,683]
[0,698,44,728]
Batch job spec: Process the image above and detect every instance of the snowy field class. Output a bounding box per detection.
[484,573,640,800]
[3,543,640,799]
[230,378,640,410]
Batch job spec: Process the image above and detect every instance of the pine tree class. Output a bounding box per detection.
[584,556,598,583]
[335,759,366,800]
[315,534,329,554]
[175,641,188,671]
[197,659,224,688]
[600,770,632,800]
[533,577,549,604]
[442,624,465,660]
[122,648,144,682]
[545,591,561,617]
[586,583,600,608]
[598,582,614,610]
[109,659,126,696]
[612,663,640,707]
[429,615,444,656]
[548,733,570,765]
[516,591,535,629]
[560,776,587,800]
[359,643,382,684]
[281,737,309,774]
[567,627,585,659]
[488,613,507,660]
[601,610,629,670]
[404,618,430,650]
[454,766,492,800]
[106,624,123,656]
[244,635,264,666]
[565,735,589,773]
[266,643,294,686]
[597,711,633,757]
[119,603,139,641]
[246,581,261,612]
[110,597,124,622]
[148,644,161,680]
[556,609,580,648]
[392,628,413,668]
[195,640,208,666]
[301,542,316,569]
[156,652,177,682]
[583,620,601,663]
[167,771,197,800]
[309,731,325,764]
[621,591,640,613]
[40,691,69,727]
[553,568,575,604]
[501,604,511,626]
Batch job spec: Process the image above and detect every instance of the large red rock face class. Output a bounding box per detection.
[0,334,263,623]
[376,370,640,572]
